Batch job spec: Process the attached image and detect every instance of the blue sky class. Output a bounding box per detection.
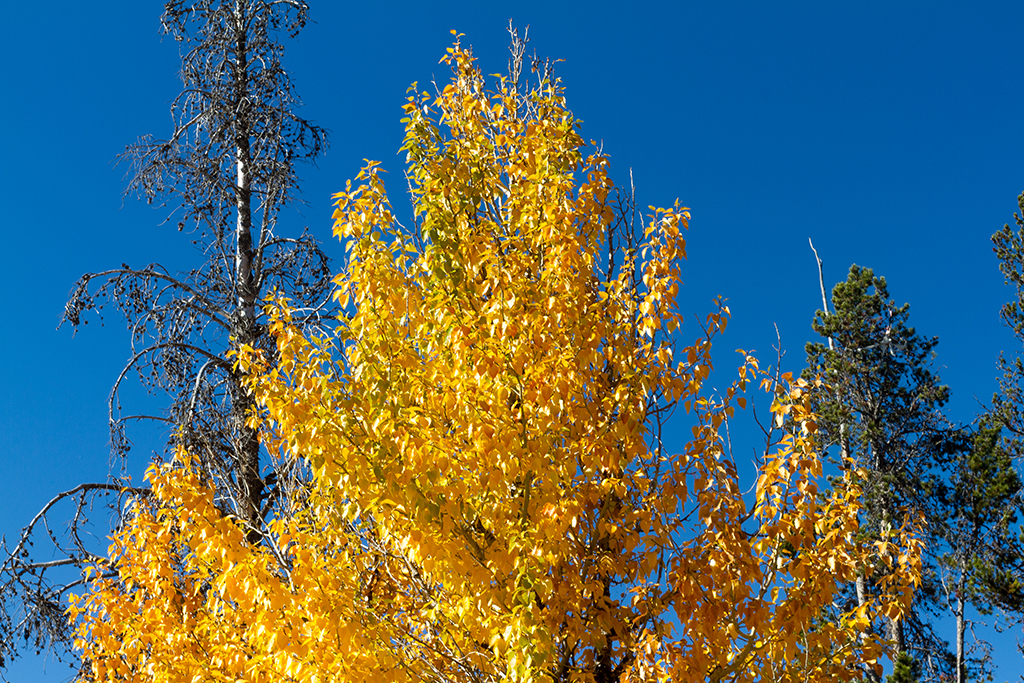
[1,1,1022,681]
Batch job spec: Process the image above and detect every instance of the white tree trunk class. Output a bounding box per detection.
[956,563,966,683]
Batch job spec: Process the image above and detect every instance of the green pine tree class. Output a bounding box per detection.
[887,651,921,683]
[939,419,1023,683]
[974,190,1024,639]
[991,192,1024,438]
[805,265,957,682]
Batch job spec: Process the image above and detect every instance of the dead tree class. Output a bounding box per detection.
[0,0,330,667]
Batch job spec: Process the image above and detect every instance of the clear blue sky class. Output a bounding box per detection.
[1,1,1022,681]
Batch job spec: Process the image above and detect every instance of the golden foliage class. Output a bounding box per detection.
[70,34,922,683]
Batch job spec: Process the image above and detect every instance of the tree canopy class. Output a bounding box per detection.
[66,33,923,683]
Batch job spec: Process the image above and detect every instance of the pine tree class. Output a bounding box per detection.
[887,652,921,683]
[938,419,1023,683]
[992,192,1024,438]
[804,265,956,681]
[975,190,1024,630]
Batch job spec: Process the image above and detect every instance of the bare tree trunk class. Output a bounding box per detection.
[956,563,966,683]
[891,612,906,656]
[234,0,256,331]
[233,0,263,544]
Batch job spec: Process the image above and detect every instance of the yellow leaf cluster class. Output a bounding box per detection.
[70,36,922,683]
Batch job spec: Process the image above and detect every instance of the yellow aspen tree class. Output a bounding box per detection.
[69,31,923,683]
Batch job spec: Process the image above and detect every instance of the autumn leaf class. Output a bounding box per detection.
[69,31,922,683]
